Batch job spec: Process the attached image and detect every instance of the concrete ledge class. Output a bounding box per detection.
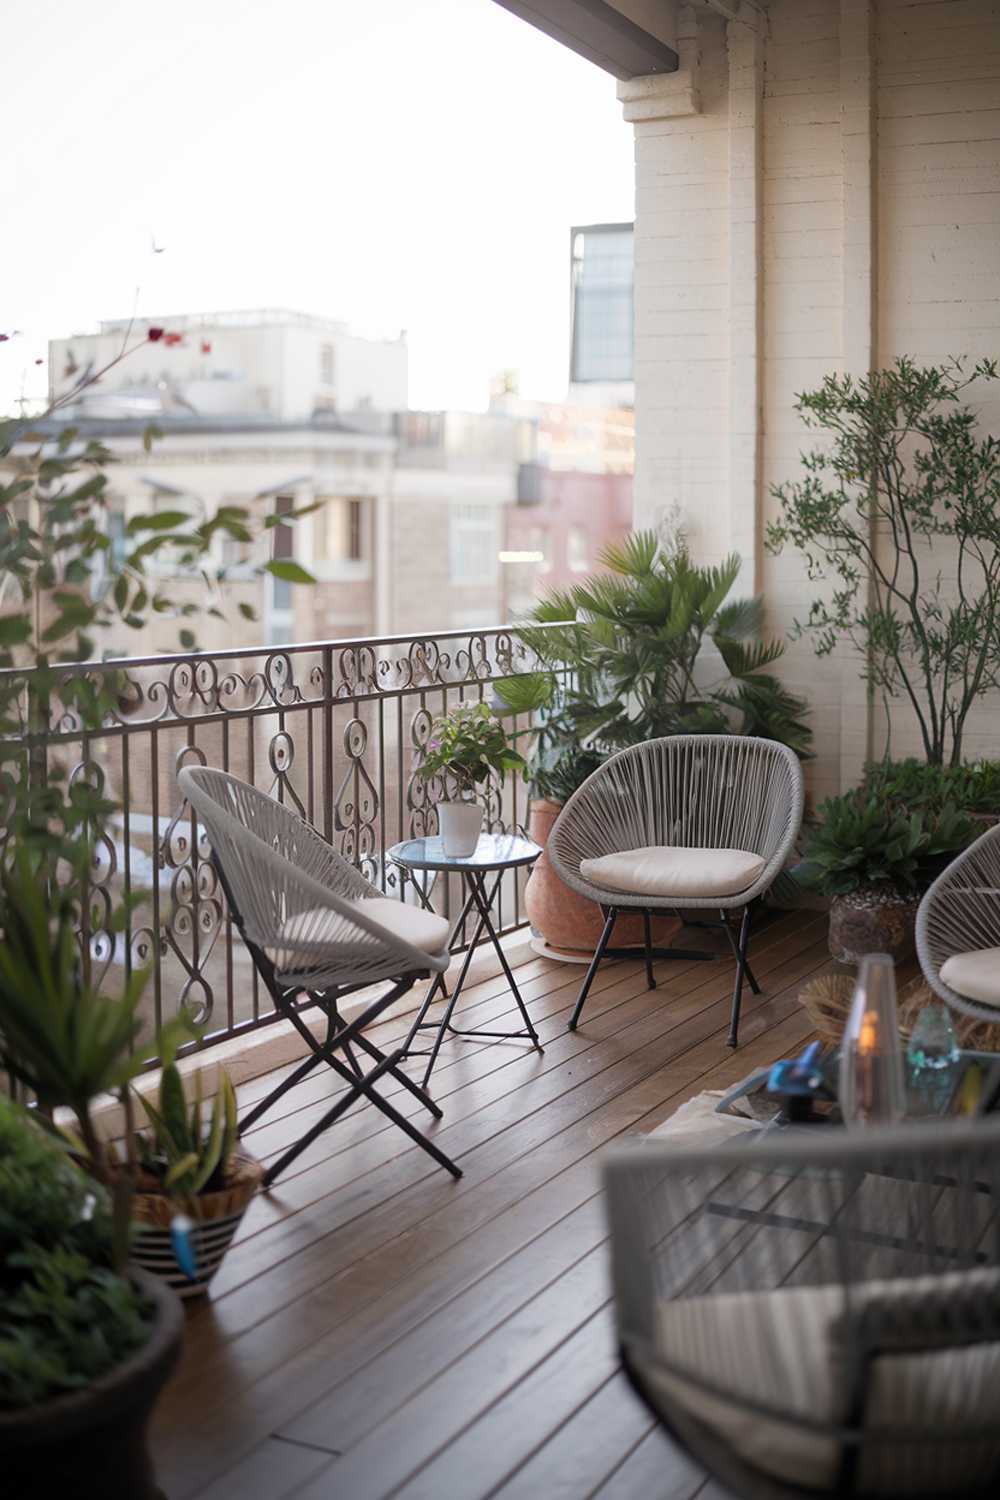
[617,69,700,121]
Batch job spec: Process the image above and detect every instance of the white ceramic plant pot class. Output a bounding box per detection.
[438,800,484,857]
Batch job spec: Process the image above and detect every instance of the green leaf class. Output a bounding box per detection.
[0,615,31,647]
[126,511,191,534]
[237,602,258,621]
[263,560,315,584]
[164,1153,200,1189]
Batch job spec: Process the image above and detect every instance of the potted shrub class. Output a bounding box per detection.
[798,794,972,963]
[130,1049,262,1297]
[0,328,308,1491]
[0,1092,182,1500]
[863,758,1000,830]
[417,700,527,856]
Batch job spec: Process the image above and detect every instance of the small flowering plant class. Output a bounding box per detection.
[417,701,527,804]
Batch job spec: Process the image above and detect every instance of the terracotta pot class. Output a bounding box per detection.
[0,1269,182,1500]
[524,799,678,957]
[828,887,918,966]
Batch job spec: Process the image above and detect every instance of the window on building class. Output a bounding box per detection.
[319,342,336,387]
[316,496,364,562]
[450,504,498,585]
[570,224,634,384]
[568,525,589,574]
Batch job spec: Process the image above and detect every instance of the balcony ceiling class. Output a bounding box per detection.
[492,0,679,80]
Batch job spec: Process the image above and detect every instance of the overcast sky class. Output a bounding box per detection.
[0,0,633,417]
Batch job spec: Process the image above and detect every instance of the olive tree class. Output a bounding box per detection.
[766,357,1000,766]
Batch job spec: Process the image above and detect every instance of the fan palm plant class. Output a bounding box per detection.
[500,530,811,764]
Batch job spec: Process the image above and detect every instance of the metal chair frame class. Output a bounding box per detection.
[178,767,462,1188]
[547,735,804,1045]
[917,822,1000,1024]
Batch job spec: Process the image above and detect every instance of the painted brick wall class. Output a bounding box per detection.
[627,0,1000,797]
[876,0,1000,766]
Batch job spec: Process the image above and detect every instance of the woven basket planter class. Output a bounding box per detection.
[798,972,1000,1054]
[130,1149,263,1298]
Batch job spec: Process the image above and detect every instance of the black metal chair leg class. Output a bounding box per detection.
[642,909,656,991]
[727,905,753,1049]
[569,907,617,1031]
[351,1029,443,1119]
[238,1046,326,1133]
[350,1051,462,1179]
[262,1045,462,1187]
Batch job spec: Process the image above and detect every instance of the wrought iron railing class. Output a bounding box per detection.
[3,626,554,1062]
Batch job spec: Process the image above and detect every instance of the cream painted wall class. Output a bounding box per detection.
[624,0,1000,799]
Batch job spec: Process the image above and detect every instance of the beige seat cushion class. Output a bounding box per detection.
[266,897,449,969]
[941,946,1000,1006]
[635,1268,1000,1494]
[579,845,765,899]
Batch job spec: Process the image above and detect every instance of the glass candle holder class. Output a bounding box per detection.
[839,953,907,1127]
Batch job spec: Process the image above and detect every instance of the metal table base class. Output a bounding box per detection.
[391,843,545,1091]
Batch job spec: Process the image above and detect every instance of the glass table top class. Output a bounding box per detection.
[387,832,542,873]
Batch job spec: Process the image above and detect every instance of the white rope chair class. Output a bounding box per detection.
[547,735,804,1043]
[177,767,461,1187]
[605,1120,1000,1499]
[916,823,1000,1025]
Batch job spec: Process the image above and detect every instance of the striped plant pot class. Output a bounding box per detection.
[130,1150,263,1298]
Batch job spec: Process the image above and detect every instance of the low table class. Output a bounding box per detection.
[387,832,545,1089]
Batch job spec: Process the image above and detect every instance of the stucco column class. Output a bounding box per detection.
[619,7,762,589]
[726,18,763,591]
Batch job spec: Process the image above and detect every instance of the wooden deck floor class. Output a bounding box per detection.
[152,909,829,1500]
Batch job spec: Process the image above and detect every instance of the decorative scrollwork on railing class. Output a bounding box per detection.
[405,706,438,839]
[267,730,306,817]
[0,623,558,1058]
[17,626,546,739]
[67,758,118,990]
[158,745,223,1026]
[334,719,380,882]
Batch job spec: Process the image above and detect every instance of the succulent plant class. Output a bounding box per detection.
[137,1057,239,1201]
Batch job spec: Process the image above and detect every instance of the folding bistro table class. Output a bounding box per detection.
[388,832,544,1088]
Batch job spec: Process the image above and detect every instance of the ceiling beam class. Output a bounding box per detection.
[492,0,679,80]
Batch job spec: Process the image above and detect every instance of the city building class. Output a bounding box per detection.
[34,298,635,649]
[499,402,634,617]
[31,312,539,649]
[568,221,634,406]
[48,308,408,423]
